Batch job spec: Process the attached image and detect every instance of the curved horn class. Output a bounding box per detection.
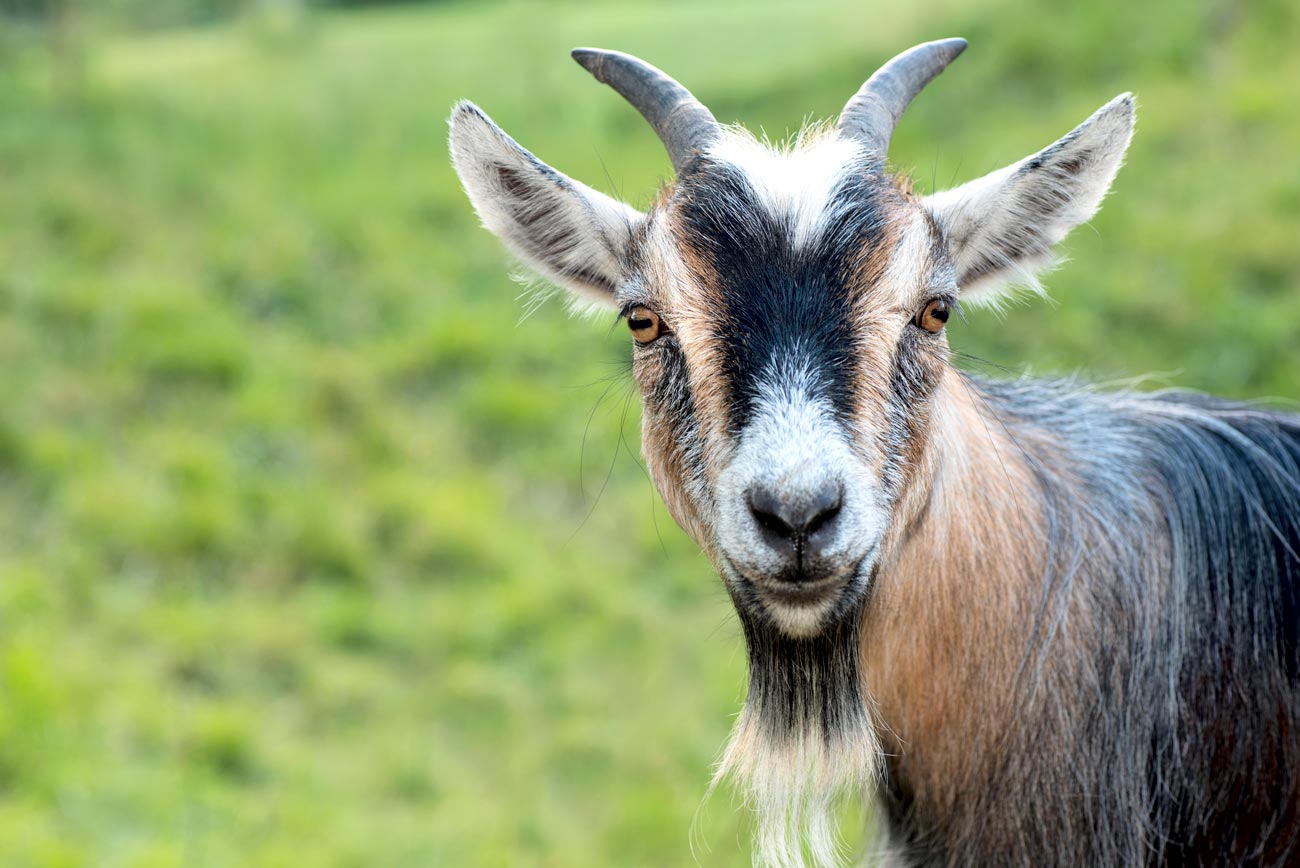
[571,47,719,175]
[837,38,967,162]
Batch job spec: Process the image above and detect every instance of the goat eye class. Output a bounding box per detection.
[627,307,663,344]
[916,299,950,334]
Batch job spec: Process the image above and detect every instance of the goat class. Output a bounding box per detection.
[448,39,1300,868]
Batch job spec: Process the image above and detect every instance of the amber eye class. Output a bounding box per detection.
[916,299,950,334]
[627,307,663,344]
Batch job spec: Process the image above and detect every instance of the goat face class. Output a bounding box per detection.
[624,137,955,638]
[449,42,1133,641]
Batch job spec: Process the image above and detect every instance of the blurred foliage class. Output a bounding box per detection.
[0,0,1297,865]
[0,0,427,31]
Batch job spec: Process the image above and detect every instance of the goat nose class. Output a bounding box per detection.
[747,480,844,556]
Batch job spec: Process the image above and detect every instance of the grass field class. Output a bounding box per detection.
[1,0,1298,865]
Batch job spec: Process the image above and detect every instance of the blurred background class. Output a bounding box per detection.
[0,0,1297,865]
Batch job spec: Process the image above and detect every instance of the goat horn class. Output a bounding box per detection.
[571,47,719,176]
[837,38,967,162]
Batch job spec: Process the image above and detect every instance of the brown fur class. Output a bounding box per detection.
[631,202,739,547]
[862,371,1046,832]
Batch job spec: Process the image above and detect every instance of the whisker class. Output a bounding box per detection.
[568,383,636,543]
[577,374,624,501]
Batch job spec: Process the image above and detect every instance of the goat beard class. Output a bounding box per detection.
[711,595,881,868]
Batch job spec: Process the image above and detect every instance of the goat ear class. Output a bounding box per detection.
[924,94,1135,303]
[449,101,643,309]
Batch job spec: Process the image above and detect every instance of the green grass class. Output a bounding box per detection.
[0,0,1298,865]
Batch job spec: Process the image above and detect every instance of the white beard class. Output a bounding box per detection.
[712,702,881,868]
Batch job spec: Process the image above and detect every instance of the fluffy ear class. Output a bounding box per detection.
[449,101,644,309]
[924,94,1135,302]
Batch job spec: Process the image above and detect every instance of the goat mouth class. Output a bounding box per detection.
[720,548,875,634]
[757,572,849,606]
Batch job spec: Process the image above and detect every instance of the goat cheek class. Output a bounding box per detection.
[631,353,659,393]
[641,411,703,537]
[890,343,942,404]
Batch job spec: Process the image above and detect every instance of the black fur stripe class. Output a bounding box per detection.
[675,158,894,432]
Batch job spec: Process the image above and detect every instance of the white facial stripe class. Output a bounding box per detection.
[706,130,866,249]
[715,359,885,634]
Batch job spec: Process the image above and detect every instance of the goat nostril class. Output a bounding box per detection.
[754,509,793,539]
[748,489,796,540]
[806,482,844,534]
[805,499,841,536]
